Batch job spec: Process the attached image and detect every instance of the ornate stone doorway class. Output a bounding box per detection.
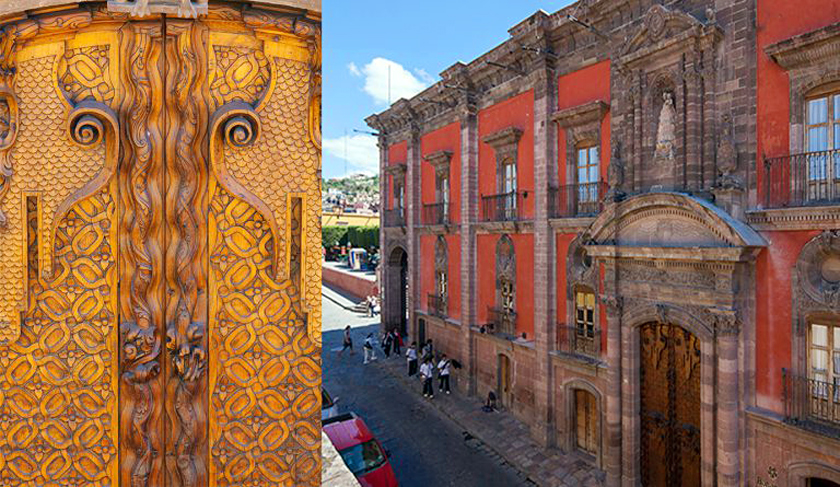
[640,323,701,487]
[0,4,321,486]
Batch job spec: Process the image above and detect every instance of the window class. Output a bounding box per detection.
[338,440,387,476]
[805,94,840,182]
[437,173,449,223]
[501,280,515,315]
[575,289,595,340]
[577,145,599,203]
[395,184,404,217]
[809,323,840,400]
[501,158,517,219]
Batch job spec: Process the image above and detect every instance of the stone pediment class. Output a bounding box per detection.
[618,4,721,66]
[586,193,765,249]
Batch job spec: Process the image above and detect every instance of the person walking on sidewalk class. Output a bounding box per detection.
[363,333,377,364]
[338,326,353,356]
[381,329,393,358]
[437,353,451,394]
[420,357,435,399]
[392,329,402,355]
[406,342,418,376]
[422,339,434,362]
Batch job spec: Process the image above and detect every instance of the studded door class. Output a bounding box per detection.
[0,4,321,487]
[640,323,701,487]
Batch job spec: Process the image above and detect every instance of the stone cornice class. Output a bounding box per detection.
[482,126,523,150]
[423,150,453,174]
[583,245,759,263]
[765,21,840,71]
[383,163,406,179]
[746,205,840,231]
[551,100,609,128]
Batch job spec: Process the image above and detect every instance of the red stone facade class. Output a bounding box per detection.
[369,1,840,485]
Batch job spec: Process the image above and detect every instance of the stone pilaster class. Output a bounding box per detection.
[459,99,479,395]
[715,311,741,486]
[406,124,422,341]
[377,135,390,332]
[531,54,557,447]
[602,284,623,487]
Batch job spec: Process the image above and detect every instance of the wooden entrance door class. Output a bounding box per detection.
[574,389,598,456]
[0,6,321,487]
[640,323,701,487]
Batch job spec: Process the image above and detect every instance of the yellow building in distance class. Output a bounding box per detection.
[323,210,380,227]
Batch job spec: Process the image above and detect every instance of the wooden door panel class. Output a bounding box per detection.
[640,323,701,487]
[0,5,321,487]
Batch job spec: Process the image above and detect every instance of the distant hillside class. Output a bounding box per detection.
[323,174,379,196]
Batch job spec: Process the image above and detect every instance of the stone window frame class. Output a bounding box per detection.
[792,230,840,392]
[494,234,517,334]
[552,100,608,198]
[482,127,523,196]
[384,163,407,218]
[765,22,840,156]
[564,236,602,358]
[434,235,448,315]
[424,150,453,223]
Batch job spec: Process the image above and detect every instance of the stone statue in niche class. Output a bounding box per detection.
[715,114,742,189]
[606,141,626,201]
[655,91,676,161]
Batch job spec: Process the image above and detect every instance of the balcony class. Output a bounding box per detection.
[557,324,601,360]
[422,202,450,225]
[486,306,516,336]
[549,182,608,218]
[782,368,840,439]
[383,208,404,227]
[763,150,840,208]
[427,293,446,317]
[481,191,527,222]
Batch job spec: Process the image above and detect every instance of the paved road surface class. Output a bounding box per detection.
[322,284,532,487]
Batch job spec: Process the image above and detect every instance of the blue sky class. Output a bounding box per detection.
[322,1,575,180]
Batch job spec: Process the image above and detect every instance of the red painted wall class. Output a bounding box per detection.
[478,90,535,219]
[755,230,819,412]
[387,141,407,211]
[556,60,611,186]
[756,0,840,201]
[477,233,535,338]
[421,122,462,223]
[418,234,461,321]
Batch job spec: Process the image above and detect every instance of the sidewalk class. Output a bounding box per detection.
[376,356,605,487]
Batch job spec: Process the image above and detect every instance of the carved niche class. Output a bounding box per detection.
[616,4,723,194]
[796,230,840,313]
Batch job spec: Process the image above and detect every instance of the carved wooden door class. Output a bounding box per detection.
[640,323,701,487]
[0,5,321,487]
[574,389,598,456]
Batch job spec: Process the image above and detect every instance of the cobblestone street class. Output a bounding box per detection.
[322,284,534,487]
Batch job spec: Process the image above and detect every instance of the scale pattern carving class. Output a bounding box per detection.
[0,188,118,486]
[0,54,107,344]
[223,57,321,339]
[208,185,320,486]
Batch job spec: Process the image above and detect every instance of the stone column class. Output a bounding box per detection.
[531,56,557,446]
[406,124,422,341]
[601,275,623,487]
[377,135,390,332]
[715,312,740,486]
[459,99,479,395]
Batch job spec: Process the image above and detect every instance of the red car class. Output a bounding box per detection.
[323,412,398,487]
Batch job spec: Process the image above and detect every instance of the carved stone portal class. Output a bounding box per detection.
[0,4,321,487]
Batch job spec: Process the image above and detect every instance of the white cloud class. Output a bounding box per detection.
[351,57,434,106]
[323,134,380,174]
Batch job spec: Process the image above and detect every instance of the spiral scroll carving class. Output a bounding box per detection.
[223,112,260,147]
[69,113,105,146]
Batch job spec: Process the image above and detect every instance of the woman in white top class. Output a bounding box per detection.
[420,357,435,399]
[437,354,451,394]
[406,342,418,376]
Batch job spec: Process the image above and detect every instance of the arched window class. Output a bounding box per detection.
[491,234,516,335]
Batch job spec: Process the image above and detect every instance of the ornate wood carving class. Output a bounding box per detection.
[118,21,166,487]
[640,322,701,487]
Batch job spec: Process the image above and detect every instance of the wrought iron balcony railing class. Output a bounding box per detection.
[764,150,840,208]
[549,182,608,218]
[481,191,527,222]
[486,306,517,336]
[383,208,404,227]
[782,368,840,438]
[557,324,601,359]
[422,202,450,225]
[427,293,447,317]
